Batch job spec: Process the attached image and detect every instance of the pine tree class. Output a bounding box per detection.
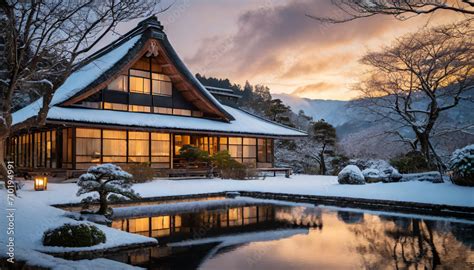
[77,164,139,215]
[295,110,313,130]
[240,81,254,108]
[310,120,337,175]
[266,99,293,126]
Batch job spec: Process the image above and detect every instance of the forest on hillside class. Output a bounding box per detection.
[196,74,345,175]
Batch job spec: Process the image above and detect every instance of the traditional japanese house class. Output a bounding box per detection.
[8,16,306,177]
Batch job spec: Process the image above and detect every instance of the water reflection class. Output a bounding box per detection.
[107,200,473,270]
[351,217,473,269]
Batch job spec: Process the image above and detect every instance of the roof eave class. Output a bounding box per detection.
[43,118,307,138]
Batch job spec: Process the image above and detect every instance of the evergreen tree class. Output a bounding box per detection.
[77,164,139,215]
[266,99,293,126]
[295,110,313,130]
[310,120,337,175]
[240,81,254,107]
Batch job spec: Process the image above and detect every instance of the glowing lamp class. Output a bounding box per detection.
[34,176,48,191]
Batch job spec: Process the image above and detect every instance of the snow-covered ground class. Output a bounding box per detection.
[16,174,474,207]
[0,184,156,269]
[1,174,472,269]
[6,248,141,270]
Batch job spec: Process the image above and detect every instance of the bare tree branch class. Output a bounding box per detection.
[307,0,474,23]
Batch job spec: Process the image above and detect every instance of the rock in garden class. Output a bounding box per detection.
[382,167,402,183]
[361,168,385,183]
[338,165,365,185]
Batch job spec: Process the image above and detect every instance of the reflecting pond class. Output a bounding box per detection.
[106,199,474,269]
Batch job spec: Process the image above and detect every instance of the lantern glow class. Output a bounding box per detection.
[34,176,48,191]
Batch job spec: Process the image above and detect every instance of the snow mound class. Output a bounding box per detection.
[338,165,365,185]
[352,159,401,183]
[401,171,443,183]
[362,168,385,183]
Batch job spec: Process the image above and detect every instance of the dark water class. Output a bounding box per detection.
[107,199,474,270]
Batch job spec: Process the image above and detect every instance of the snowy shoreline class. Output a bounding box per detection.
[19,175,474,207]
[1,175,473,269]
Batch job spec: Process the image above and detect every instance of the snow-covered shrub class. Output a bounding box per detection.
[400,171,442,183]
[362,168,385,183]
[330,155,350,176]
[338,165,365,185]
[77,164,139,215]
[43,223,106,247]
[349,159,401,183]
[449,144,474,186]
[123,162,155,183]
[382,167,402,183]
[212,151,254,180]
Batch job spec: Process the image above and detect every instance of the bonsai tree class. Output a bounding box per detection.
[77,164,139,215]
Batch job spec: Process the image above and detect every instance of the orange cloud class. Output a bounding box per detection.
[181,0,463,100]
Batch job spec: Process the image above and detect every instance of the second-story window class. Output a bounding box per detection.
[108,73,128,92]
[152,73,172,96]
[130,69,151,94]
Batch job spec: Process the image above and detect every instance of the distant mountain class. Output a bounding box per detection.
[274,92,474,159]
[273,93,353,127]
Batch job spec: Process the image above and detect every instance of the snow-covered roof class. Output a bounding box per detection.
[52,36,141,107]
[204,86,234,93]
[11,16,305,138]
[11,35,141,126]
[12,104,306,137]
[14,16,233,122]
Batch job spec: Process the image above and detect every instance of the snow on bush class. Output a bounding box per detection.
[362,168,385,183]
[400,171,443,183]
[338,165,365,185]
[382,167,402,183]
[449,144,474,186]
[43,223,106,247]
[77,164,139,215]
[351,159,401,183]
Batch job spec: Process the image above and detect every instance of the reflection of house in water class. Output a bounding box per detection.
[112,205,292,244]
[108,204,321,269]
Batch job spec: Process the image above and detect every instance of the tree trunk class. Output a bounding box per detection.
[319,152,326,175]
[97,191,109,215]
[417,133,431,165]
[415,131,445,174]
[0,137,8,183]
[0,134,15,195]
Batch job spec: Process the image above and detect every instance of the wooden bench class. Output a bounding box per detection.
[255,167,292,178]
[167,168,213,178]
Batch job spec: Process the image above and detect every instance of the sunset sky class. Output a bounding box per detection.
[113,0,463,100]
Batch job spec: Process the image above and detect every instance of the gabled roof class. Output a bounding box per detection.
[12,17,307,138]
[14,16,234,121]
